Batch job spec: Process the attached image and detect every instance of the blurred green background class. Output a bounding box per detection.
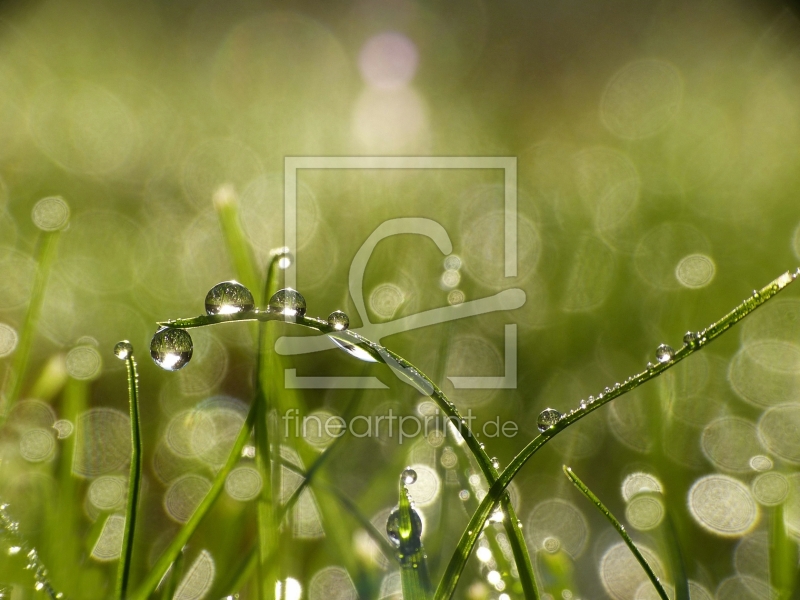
[1,0,800,598]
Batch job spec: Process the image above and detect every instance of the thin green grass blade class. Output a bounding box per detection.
[213,184,260,294]
[563,466,668,600]
[129,401,256,600]
[663,510,689,600]
[158,549,184,600]
[395,474,432,600]
[0,231,59,424]
[116,347,142,600]
[771,503,799,599]
[433,269,799,600]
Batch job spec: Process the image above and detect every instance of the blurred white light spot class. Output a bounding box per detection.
[688,474,757,537]
[174,550,215,600]
[447,290,465,305]
[358,32,419,89]
[752,472,789,507]
[407,464,440,506]
[352,87,429,153]
[476,546,492,562]
[441,269,460,288]
[621,472,663,502]
[309,566,357,600]
[675,254,715,288]
[487,570,501,585]
[66,345,102,380]
[19,428,55,462]
[601,59,683,140]
[225,466,262,501]
[701,416,764,473]
[0,323,17,357]
[53,419,74,439]
[88,476,127,510]
[749,455,773,471]
[91,515,125,562]
[369,283,405,320]
[758,405,800,463]
[527,499,588,558]
[625,495,664,531]
[601,542,665,600]
[165,475,212,523]
[31,196,70,231]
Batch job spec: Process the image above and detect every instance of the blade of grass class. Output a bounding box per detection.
[396,475,432,600]
[563,466,668,600]
[213,184,260,294]
[116,348,142,600]
[158,549,184,600]
[0,231,60,424]
[433,269,799,600]
[663,510,689,600]
[129,401,256,600]
[770,502,798,599]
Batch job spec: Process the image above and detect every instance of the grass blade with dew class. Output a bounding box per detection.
[158,309,539,598]
[0,503,65,599]
[433,268,800,600]
[113,341,142,600]
[0,230,60,425]
[130,400,257,600]
[563,466,669,600]
[391,469,432,600]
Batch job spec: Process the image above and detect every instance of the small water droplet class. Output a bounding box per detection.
[204,280,255,316]
[655,344,674,363]
[268,288,306,319]
[579,399,587,410]
[386,506,423,547]
[491,457,500,469]
[479,442,485,450]
[401,467,417,485]
[646,361,654,370]
[327,310,349,331]
[150,327,193,371]
[113,341,133,360]
[537,408,562,432]
[604,387,611,394]
[271,247,293,269]
[683,331,697,346]
[588,395,595,403]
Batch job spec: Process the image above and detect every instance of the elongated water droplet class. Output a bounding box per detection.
[401,468,417,485]
[204,280,255,316]
[329,337,378,362]
[655,344,674,363]
[491,457,500,469]
[683,331,697,346]
[150,328,193,371]
[537,408,562,432]
[327,310,349,331]
[386,506,423,547]
[113,341,133,360]
[268,288,306,319]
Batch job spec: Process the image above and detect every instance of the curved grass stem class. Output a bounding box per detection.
[116,354,142,600]
[563,466,668,600]
[432,268,799,600]
[1,231,59,425]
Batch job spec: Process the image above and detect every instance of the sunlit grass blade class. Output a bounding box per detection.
[213,184,260,294]
[115,344,142,600]
[0,231,60,424]
[158,549,184,600]
[770,503,798,599]
[663,511,689,600]
[433,269,799,600]
[394,472,432,600]
[563,466,668,600]
[130,401,256,600]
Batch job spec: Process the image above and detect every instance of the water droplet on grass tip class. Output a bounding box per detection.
[114,340,133,360]
[491,457,500,469]
[386,506,423,547]
[272,247,293,269]
[327,310,349,331]
[683,331,697,346]
[655,344,674,363]
[150,327,193,371]
[268,288,306,319]
[401,468,417,485]
[537,408,562,432]
[204,280,254,316]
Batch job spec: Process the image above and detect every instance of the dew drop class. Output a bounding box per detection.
[204,280,255,316]
[113,340,133,360]
[491,457,500,469]
[655,344,674,363]
[401,467,417,485]
[329,336,378,362]
[683,331,697,346]
[268,288,306,319]
[327,310,349,331]
[537,408,562,432]
[150,327,193,371]
[579,399,588,410]
[386,506,423,547]
[272,247,293,270]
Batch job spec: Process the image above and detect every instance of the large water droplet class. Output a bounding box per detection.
[329,337,378,362]
[150,328,193,371]
[683,331,697,346]
[268,288,306,319]
[386,506,423,547]
[401,467,417,485]
[655,344,674,363]
[113,341,133,360]
[204,280,255,316]
[327,310,349,331]
[537,408,562,432]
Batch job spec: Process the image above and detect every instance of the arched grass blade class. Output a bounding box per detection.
[433,269,799,600]
[116,349,142,600]
[563,466,668,600]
